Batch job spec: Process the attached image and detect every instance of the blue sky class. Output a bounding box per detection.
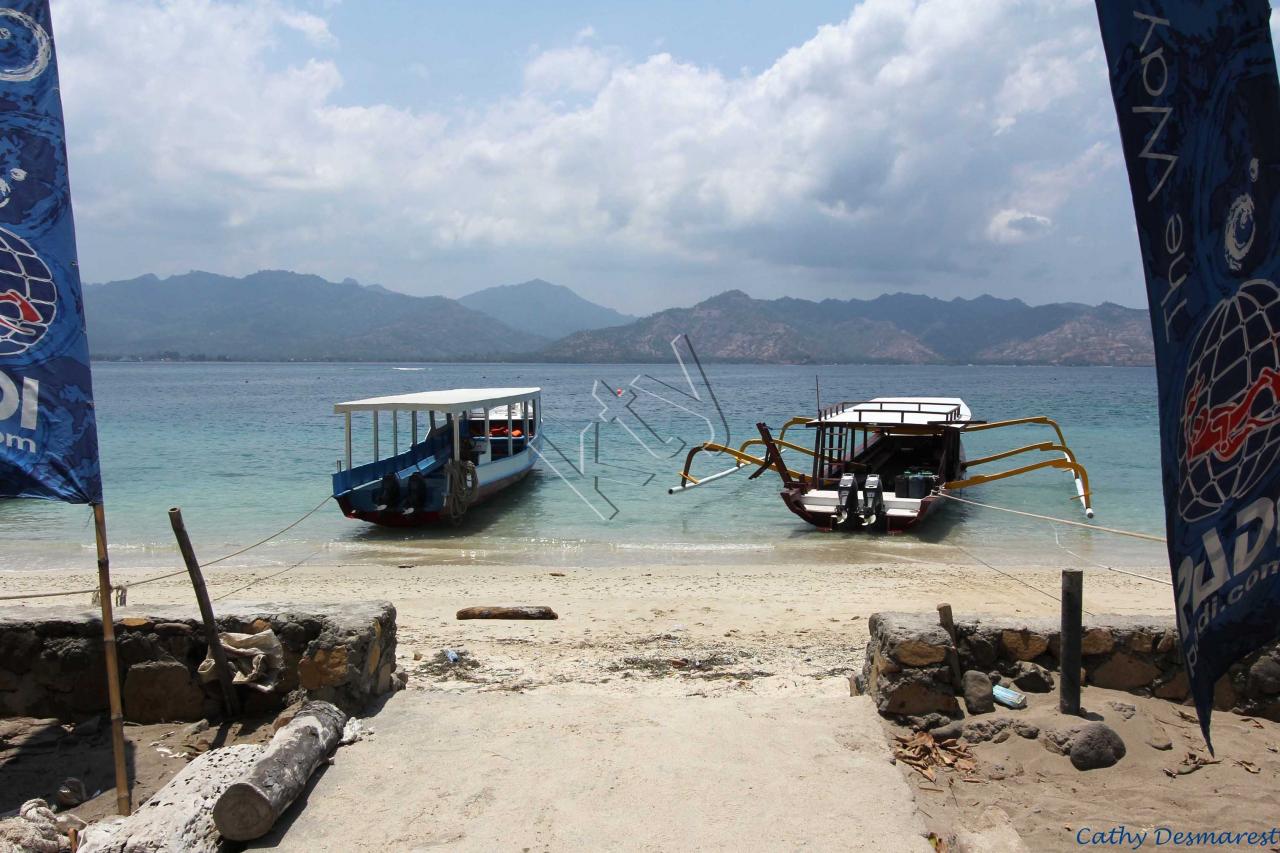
[50,0,1160,314]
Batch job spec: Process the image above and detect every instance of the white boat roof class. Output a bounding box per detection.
[335,387,540,414]
[812,397,971,426]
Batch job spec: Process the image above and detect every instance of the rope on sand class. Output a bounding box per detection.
[956,547,1095,616]
[0,496,333,604]
[1050,527,1173,587]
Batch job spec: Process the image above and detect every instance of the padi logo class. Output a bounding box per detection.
[0,368,39,454]
[1178,280,1280,523]
[0,227,55,356]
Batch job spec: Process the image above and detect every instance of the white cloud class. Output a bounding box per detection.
[52,0,1137,309]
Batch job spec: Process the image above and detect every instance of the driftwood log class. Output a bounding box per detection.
[456,605,558,620]
[212,700,348,842]
[77,744,263,853]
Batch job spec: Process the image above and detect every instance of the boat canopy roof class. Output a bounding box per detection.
[334,387,540,415]
[810,397,972,427]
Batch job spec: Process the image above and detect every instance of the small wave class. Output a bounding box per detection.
[392,367,428,371]
[613,542,774,552]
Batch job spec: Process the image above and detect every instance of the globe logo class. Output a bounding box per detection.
[1179,279,1280,523]
[0,226,56,357]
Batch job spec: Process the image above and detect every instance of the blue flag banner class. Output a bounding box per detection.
[1094,1,1280,745]
[0,1,100,504]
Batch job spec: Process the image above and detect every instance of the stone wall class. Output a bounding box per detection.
[857,611,1280,721]
[0,601,403,722]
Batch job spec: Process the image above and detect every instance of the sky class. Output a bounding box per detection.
[48,0,1183,314]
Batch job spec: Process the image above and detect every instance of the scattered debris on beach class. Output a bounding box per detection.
[892,730,978,783]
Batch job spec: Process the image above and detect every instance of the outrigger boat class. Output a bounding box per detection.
[332,387,541,526]
[670,396,1092,533]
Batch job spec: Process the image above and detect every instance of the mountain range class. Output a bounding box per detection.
[83,270,1155,366]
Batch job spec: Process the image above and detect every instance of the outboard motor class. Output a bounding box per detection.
[837,473,857,526]
[837,472,884,528]
[859,474,884,527]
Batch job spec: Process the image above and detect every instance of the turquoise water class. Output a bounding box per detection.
[0,362,1170,573]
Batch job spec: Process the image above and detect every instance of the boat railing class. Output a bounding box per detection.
[815,399,963,424]
[332,425,456,494]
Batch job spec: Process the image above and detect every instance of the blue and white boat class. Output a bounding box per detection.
[332,387,541,526]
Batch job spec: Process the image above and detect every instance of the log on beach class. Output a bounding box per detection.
[457,606,559,620]
[212,700,349,842]
[78,744,263,853]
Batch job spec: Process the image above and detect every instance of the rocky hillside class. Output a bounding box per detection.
[459,279,634,340]
[85,271,545,361]
[540,291,1154,365]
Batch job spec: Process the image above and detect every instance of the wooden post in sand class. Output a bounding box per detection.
[1060,569,1083,715]
[169,507,240,717]
[92,504,132,816]
[936,603,962,687]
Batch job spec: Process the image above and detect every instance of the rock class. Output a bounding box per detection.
[1107,701,1137,720]
[1214,674,1238,711]
[1042,727,1074,756]
[930,722,963,741]
[869,667,960,717]
[1145,723,1173,751]
[0,630,40,675]
[891,638,947,667]
[1068,722,1126,771]
[55,778,86,807]
[961,719,1010,744]
[1000,629,1049,661]
[1157,630,1178,653]
[117,617,153,631]
[1012,721,1040,739]
[1247,656,1280,696]
[1154,671,1189,700]
[298,645,351,690]
[1090,652,1160,690]
[955,806,1030,853]
[1128,630,1155,653]
[962,632,998,669]
[992,729,1011,743]
[868,613,953,667]
[1081,628,1115,656]
[154,622,194,637]
[962,670,994,715]
[907,712,953,732]
[1011,661,1054,693]
[123,660,204,723]
[988,671,1002,685]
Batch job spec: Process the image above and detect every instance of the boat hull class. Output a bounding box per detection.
[338,465,534,527]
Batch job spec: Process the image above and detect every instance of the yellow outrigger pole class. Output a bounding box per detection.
[668,417,814,493]
[949,417,1094,518]
[670,413,1094,520]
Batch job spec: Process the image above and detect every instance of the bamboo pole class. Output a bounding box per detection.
[169,507,240,717]
[92,503,131,816]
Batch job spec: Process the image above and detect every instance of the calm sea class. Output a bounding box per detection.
[0,362,1170,574]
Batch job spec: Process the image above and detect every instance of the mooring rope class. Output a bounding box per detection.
[1050,526,1173,587]
[934,491,1166,543]
[957,546,1096,617]
[212,545,328,602]
[0,495,334,604]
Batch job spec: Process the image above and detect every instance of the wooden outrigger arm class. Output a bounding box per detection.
[957,417,1093,518]
[668,417,814,494]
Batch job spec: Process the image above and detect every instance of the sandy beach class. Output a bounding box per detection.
[8,543,1279,852]
[0,554,1174,697]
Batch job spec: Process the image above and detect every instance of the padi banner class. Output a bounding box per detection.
[1094,1,1280,746]
[0,0,100,504]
